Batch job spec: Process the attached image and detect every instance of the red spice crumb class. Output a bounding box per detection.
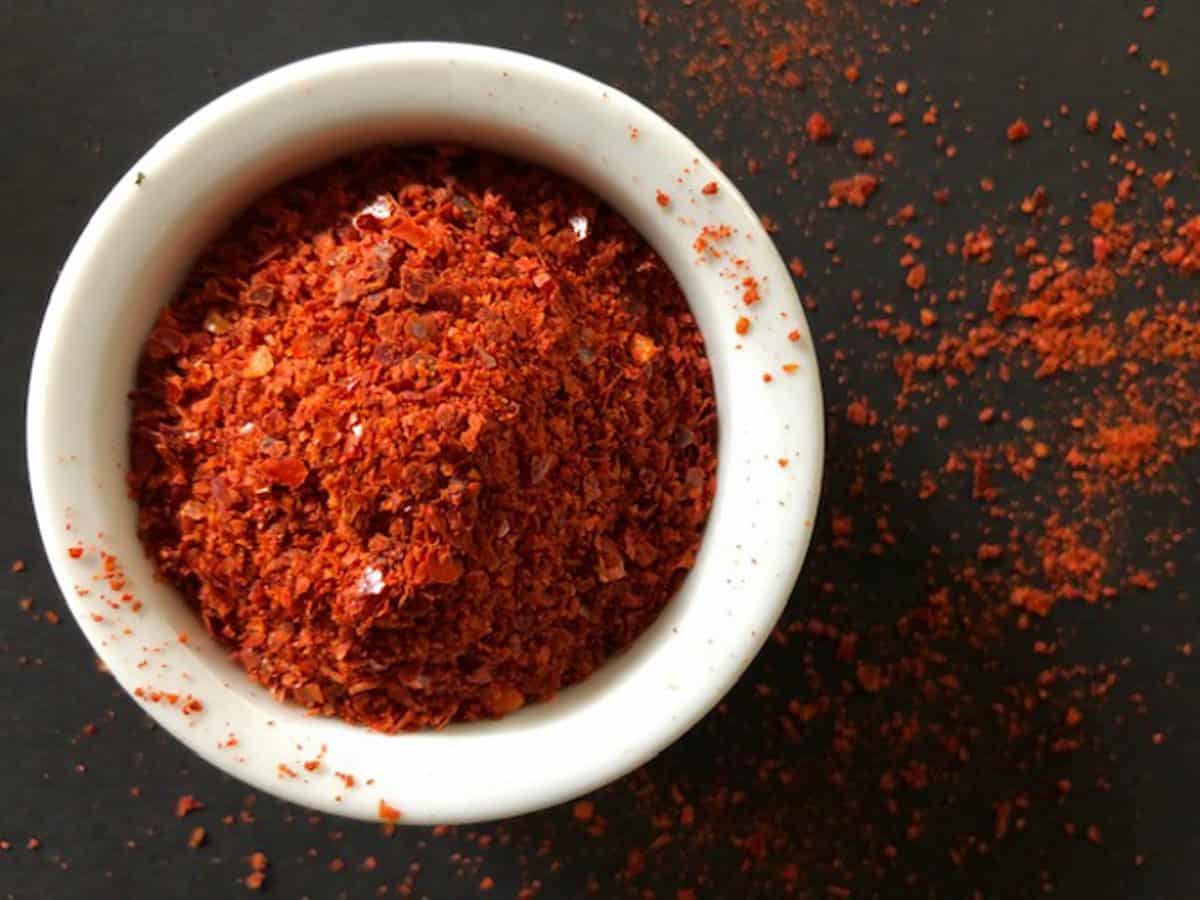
[1142,4,1156,19]
[26,838,39,851]
[1152,732,1166,745]
[778,458,789,468]
[762,373,773,383]
[856,662,883,693]
[906,263,927,291]
[1150,58,1169,76]
[741,277,761,305]
[1086,108,1101,132]
[828,174,879,209]
[378,800,402,822]
[187,827,206,849]
[842,64,859,83]
[1112,120,1127,143]
[701,181,719,195]
[735,316,750,336]
[846,398,875,427]
[655,189,670,207]
[250,852,268,872]
[782,363,799,374]
[788,257,806,278]
[1086,825,1103,846]
[573,800,595,822]
[175,795,204,818]
[895,80,910,96]
[806,111,834,143]
[245,873,264,891]
[10,559,24,573]
[67,547,84,559]
[480,877,496,892]
[852,138,875,158]
[978,407,996,424]
[1065,706,1083,727]
[787,329,801,343]
[1007,118,1031,142]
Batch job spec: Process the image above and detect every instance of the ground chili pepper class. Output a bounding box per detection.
[129,147,717,732]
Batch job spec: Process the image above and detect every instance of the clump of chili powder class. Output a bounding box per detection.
[128,147,717,732]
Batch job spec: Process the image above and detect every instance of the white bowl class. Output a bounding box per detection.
[27,43,824,824]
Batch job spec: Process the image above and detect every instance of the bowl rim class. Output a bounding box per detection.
[27,41,824,824]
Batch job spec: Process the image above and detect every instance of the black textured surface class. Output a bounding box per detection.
[5,2,1200,898]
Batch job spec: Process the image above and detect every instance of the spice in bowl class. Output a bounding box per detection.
[128,147,718,732]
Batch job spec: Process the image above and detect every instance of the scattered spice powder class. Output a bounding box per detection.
[128,147,717,732]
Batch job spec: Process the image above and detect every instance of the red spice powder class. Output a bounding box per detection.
[827,173,879,209]
[1006,118,1031,142]
[805,111,834,142]
[129,148,718,732]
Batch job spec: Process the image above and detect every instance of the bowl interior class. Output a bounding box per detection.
[28,43,823,824]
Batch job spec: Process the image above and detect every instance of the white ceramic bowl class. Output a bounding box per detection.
[28,43,823,824]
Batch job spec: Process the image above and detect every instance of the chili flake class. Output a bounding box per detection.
[129,147,717,733]
[378,800,402,823]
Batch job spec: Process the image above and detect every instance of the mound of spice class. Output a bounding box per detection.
[128,147,717,732]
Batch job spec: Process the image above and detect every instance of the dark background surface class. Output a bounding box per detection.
[5,2,1200,898]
